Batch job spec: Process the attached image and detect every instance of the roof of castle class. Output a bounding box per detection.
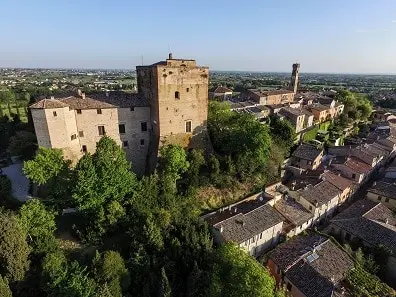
[29,92,150,110]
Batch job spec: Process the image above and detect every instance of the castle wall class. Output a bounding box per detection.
[155,63,209,148]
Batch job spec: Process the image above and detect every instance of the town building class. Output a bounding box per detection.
[295,181,341,224]
[209,86,233,100]
[291,144,324,170]
[205,198,284,257]
[245,89,295,106]
[330,156,373,183]
[268,233,353,297]
[327,199,396,285]
[366,180,396,210]
[320,171,354,203]
[278,107,306,133]
[274,196,314,238]
[29,54,209,174]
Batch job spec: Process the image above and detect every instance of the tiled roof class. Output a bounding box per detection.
[368,181,396,199]
[321,171,354,191]
[279,107,305,118]
[318,97,334,106]
[59,96,116,109]
[310,104,330,111]
[298,181,340,206]
[212,204,284,244]
[344,157,372,174]
[330,200,396,252]
[292,144,323,161]
[29,98,69,109]
[270,233,353,297]
[30,92,150,110]
[213,86,233,93]
[274,197,313,227]
[89,91,150,107]
[248,89,294,97]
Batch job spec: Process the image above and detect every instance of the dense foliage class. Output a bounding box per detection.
[335,90,372,121]
[10,136,287,297]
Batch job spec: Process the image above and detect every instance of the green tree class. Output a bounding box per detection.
[7,131,37,160]
[92,136,136,201]
[208,101,271,177]
[159,144,189,182]
[0,211,30,282]
[0,175,12,199]
[92,250,130,297]
[23,147,71,186]
[19,199,58,253]
[208,154,220,179]
[186,149,205,186]
[158,267,172,297]
[0,90,16,103]
[42,252,97,297]
[269,116,295,150]
[0,275,12,297]
[209,244,277,297]
[73,154,101,211]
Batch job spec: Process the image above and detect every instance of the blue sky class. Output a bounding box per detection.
[1,0,396,73]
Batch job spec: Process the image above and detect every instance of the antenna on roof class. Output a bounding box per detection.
[141,55,144,66]
[168,44,173,60]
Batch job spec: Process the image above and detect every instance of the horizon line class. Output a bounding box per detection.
[1,66,396,76]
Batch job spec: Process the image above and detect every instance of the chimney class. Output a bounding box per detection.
[219,225,224,233]
[81,92,86,99]
[168,52,173,59]
[385,218,389,224]
[77,89,82,96]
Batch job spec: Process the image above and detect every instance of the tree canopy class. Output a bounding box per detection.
[209,243,280,297]
[0,211,30,282]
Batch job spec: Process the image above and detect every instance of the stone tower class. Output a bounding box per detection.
[136,54,209,169]
[290,63,300,93]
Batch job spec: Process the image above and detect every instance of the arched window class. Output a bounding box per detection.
[175,91,180,99]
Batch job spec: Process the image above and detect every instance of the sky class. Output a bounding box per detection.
[1,0,396,73]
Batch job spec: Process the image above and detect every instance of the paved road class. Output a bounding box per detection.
[2,161,31,202]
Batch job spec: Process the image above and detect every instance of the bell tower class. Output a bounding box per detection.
[290,63,300,93]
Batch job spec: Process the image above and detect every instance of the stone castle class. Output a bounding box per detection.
[30,54,209,174]
[30,55,300,175]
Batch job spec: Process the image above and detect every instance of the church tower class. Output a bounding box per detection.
[290,63,300,93]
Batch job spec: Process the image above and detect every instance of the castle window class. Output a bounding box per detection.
[98,126,105,136]
[185,121,192,133]
[119,124,126,134]
[140,139,145,146]
[141,122,147,132]
[378,196,382,201]
[53,111,57,117]
[97,109,102,114]
[76,109,82,114]
[82,145,87,153]
[71,134,77,140]
[385,198,390,203]
[78,131,84,137]
[130,107,134,111]
[186,88,190,92]
[123,141,129,148]
[175,91,180,99]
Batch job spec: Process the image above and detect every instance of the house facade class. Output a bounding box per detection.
[205,199,284,257]
[291,144,324,170]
